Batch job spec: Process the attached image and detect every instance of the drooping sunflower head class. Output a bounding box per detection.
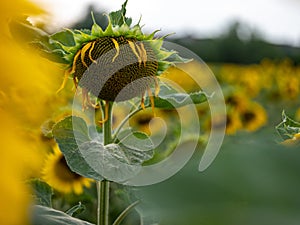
[39,0,188,102]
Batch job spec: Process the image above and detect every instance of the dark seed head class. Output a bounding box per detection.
[73,36,158,102]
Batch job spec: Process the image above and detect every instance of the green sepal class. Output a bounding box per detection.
[50,30,75,47]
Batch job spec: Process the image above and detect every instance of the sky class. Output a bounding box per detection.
[32,0,300,46]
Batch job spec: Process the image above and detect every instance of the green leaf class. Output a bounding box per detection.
[52,116,154,183]
[147,83,208,110]
[109,0,132,27]
[65,202,86,217]
[148,91,208,109]
[31,205,94,225]
[50,30,75,46]
[30,179,53,207]
[32,40,70,64]
[117,129,154,164]
[276,111,300,140]
[52,116,103,181]
[77,141,142,182]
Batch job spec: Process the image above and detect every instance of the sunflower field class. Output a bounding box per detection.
[1,0,300,225]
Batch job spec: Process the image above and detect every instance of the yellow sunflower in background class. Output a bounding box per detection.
[240,102,267,132]
[281,133,300,147]
[42,145,92,195]
[203,109,242,135]
[225,110,243,135]
[237,65,262,97]
[129,108,168,135]
[276,74,299,99]
[161,62,200,93]
[225,89,250,112]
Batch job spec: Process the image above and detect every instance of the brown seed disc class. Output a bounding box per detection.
[73,36,158,101]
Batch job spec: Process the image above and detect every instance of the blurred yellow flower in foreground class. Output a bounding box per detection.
[0,0,69,224]
[0,112,31,225]
[42,145,92,194]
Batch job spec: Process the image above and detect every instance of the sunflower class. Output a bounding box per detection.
[38,0,187,113]
[225,111,243,135]
[202,108,242,135]
[161,63,200,93]
[129,108,167,135]
[0,0,70,224]
[281,133,300,147]
[42,145,92,195]
[240,102,267,132]
[225,89,250,112]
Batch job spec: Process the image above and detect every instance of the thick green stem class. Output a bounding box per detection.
[103,101,113,145]
[97,101,113,225]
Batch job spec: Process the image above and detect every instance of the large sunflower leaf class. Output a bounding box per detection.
[52,116,154,183]
[31,205,94,225]
[77,141,141,182]
[52,116,102,181]
[77,130,154,182]
[116,129,154,164]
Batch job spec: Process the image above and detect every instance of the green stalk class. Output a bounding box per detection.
[97,101,113,225]
[112,106,143,142]
[112,200,140,225]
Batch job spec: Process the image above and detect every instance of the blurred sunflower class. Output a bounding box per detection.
[129,108,167,135]
[0,112,32,225]
[225,111,243,135]
[0,0,67,224]
[240,102,267,132]
[281,133,300,147]
[203,109,242,135]
[42,145,92,195]
[276,74,299,99]
[237,65,262,97]
[161,62,200,93]
[225,89,250,112]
